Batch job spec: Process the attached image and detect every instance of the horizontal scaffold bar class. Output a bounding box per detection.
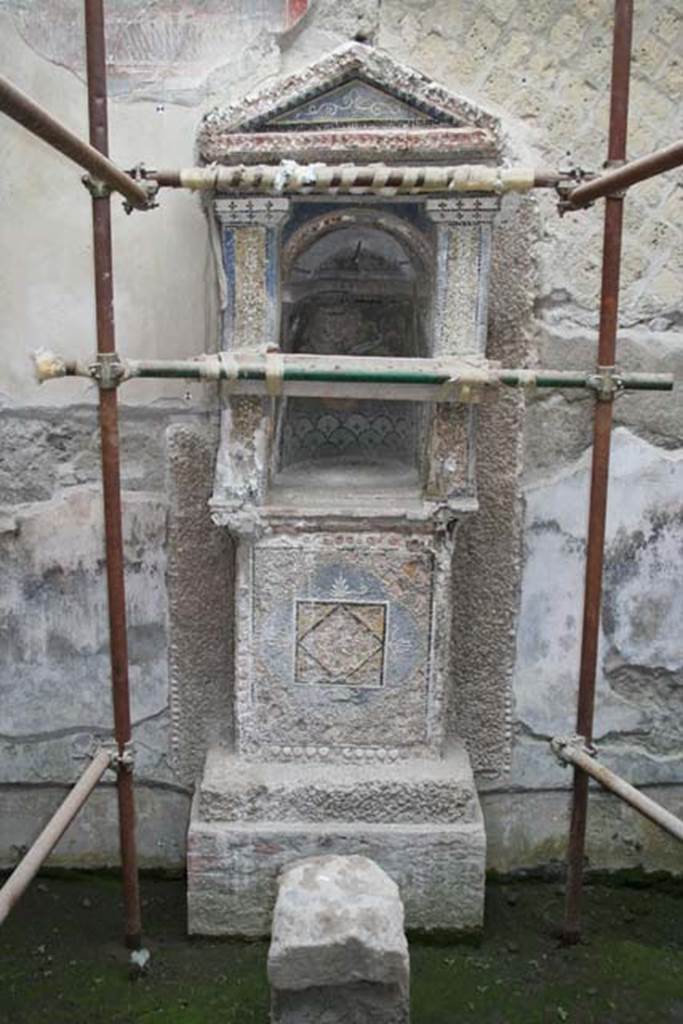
[148,162,558,195]
[34,349,673,402]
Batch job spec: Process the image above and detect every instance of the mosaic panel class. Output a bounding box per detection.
[295,600,386,687]
[238,537,441,753]
[281,400,415,464]
[269,79,434,128]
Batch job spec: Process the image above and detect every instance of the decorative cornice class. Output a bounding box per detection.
[199,127,496,167]
[198,42,500,162]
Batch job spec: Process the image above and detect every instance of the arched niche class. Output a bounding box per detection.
[273,206,434,496]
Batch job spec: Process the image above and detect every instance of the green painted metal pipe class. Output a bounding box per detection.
[129,364,673,391]
[135,365,450,384]
[34,350,673,394]
[496,370,672,391]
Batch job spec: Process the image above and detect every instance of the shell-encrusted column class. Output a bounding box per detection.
[211,198,290,529]
[424,196,499,504]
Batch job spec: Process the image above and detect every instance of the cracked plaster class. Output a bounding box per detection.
[0,488,171,778]
[513,429,683,792]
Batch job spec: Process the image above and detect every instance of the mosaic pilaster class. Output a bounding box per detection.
[212,199,290,518]
[425,197,498,503]
[426,196,499,356]
[424,399,475,503]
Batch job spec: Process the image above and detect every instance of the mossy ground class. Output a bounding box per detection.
[0,874,681,1023]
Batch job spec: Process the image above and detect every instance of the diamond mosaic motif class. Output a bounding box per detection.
[295,600,386,687]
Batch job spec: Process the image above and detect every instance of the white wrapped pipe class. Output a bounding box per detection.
[170,161,541,195]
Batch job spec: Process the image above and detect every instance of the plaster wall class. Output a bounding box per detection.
[0,0,681,875]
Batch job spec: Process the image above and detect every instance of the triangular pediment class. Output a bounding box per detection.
[201,43,499,136]
[267,79,436,129]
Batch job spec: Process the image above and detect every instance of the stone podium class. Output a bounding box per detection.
[187,42,502,937]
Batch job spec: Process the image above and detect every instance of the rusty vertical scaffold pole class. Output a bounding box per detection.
[84,0,142,949]
[563,0,634,944]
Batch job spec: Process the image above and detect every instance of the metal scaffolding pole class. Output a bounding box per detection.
[84,0,142,950]
[563,0,634,945]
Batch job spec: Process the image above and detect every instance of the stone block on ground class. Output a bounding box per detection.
[268,854,410,1024]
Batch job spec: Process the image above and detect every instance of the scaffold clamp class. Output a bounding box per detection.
[89,352,127,389]
[551,735,598,767]
[105,741,136,771]
[555,165,598,214]
[586,366,625,401]
[122,164,160,214]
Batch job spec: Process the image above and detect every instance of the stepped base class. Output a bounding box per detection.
[187,744,486,937]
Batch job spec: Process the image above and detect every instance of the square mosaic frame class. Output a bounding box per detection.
[294,598,388,688]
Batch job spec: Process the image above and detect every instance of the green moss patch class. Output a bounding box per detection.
[0,875,680,1023]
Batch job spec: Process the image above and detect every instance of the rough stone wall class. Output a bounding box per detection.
[450,195,534,778]
[167,418,234,786]
[0,0,681,874]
